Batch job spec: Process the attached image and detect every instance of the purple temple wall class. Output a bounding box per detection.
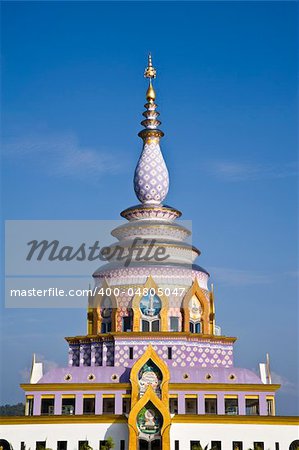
[114,340,233,369]
[69,339,234,369]
[38,365,262,385]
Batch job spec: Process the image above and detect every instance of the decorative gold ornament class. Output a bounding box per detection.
[130,343,170,407]
[146,79,156,102]
[144,53,157,79]
[128,345,171,450]
[144,54,157,102]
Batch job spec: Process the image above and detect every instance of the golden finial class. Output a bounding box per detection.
[144,53,156,79]
[144,54,156,102]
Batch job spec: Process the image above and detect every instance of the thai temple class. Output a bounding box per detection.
[1,56,298,450]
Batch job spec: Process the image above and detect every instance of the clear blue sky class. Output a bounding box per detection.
[1,1,298,414]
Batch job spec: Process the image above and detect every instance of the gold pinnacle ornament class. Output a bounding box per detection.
[144,53,157,79]
[144,53,157,102]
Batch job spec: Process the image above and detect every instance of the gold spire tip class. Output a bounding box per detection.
[144,53,156,79]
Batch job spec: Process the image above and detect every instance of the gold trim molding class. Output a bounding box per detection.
[20,382,280,392]
[1,414,298,426]
[65,332,237,343]
[172,414,299,425]
[0,415,127,425]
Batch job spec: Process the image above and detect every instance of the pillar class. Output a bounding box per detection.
[33,393,41,416]
[259,393,268,416]
[217,392,225,415]
[54,393,62,415]
[197,392,204,414]
[76,393,83,415]
[115,393,123,414]
[95,392,103,414]
[177,393,185,414]
[238,394,246,415]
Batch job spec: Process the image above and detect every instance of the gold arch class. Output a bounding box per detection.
[88,278,119,334]
[130,344,170,407]
[182,278,212,334]
[128,385,171,450]
[131,276,169,332]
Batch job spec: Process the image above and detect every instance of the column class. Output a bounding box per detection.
[95,392,103,414]
[238,394,246,415]
[76,393,83,415]
[259,393,268,416]
[33,393,41,415]
[80,344,84,367]
[197,392,204,414]
[177,393,185,414]
[68,347,73,366]
[54,393,62,415]
[90,344,96,367]
[115,393,123,414]
[217,392,225,415]
[103,343,108,366]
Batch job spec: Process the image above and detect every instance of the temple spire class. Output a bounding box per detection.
[133,54,169,205]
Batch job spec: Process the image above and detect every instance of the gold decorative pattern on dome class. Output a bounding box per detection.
[138,128,163,139]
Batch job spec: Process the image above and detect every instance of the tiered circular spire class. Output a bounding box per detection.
[133,54,169,205]
[94,56,208,289]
